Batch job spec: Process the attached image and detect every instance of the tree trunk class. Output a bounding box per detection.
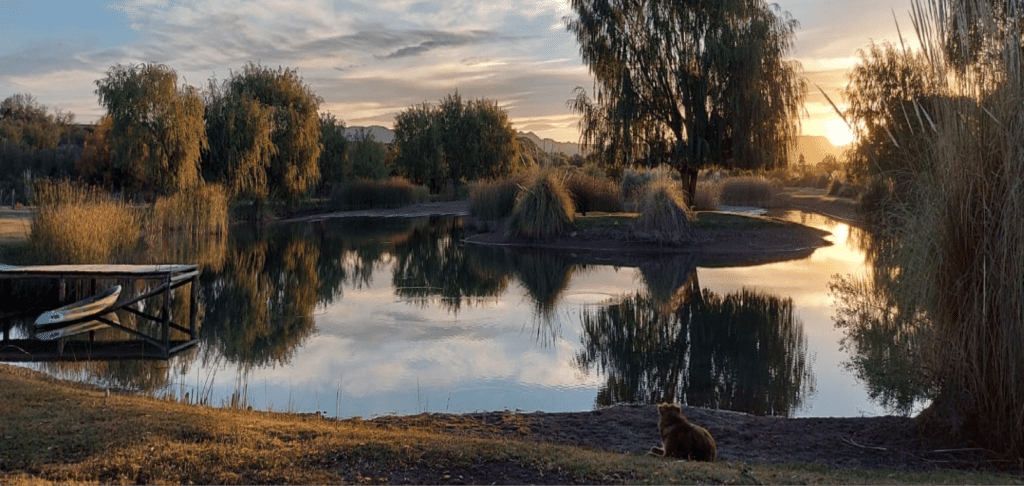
[681,168,698,209]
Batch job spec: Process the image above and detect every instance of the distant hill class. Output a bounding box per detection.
[518,132,580,157]
[342,125,395,144]
[792,135,844,166]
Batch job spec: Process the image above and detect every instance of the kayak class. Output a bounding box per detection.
[34,284,122,328]
[35,312,119,341]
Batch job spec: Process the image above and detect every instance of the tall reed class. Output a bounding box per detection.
[330,178,429,210]
[469,176,524,220]
[563,170,622,214]
[632,177,693,245]
[149,184,229,237]
[30,179,142,264]
[507,170,575,240]
[854,0,1024,455]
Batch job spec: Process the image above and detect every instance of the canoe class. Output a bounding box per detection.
[35,312,119,341]
[34,284,122,328]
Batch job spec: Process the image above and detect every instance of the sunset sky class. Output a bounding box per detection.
[0,1,919,147]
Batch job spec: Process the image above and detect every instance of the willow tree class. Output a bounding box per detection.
[204,63,322,205]
[567,0,806,206]
[95,63,207,195]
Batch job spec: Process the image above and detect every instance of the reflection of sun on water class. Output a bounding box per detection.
[825,118,855,147]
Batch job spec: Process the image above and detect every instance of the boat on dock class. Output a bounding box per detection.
[35,313,119,341]
[34,284,122,329]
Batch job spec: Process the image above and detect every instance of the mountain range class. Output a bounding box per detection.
[343,125,843,165]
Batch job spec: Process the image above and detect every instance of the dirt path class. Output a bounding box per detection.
[369,404,1008,473]
[0,209,31,243]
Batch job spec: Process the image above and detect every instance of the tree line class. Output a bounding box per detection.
[1,63,525,209]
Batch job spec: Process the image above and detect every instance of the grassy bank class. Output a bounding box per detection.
[0,365,1015,485]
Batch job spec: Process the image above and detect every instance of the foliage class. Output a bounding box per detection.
[567,0,806,206]
[317,113,350,192]
[329,178,429,210]
[469,176,525,220]
[507,170,575,240]
[619,165,675,206]
[563,170,622,214]
[0,93,73,150]
[392,92,522,193]
[719,176,785,208]
[0,94,79,203]
[632,177,694,244]
[348,133,389,181]
[29,179,142,264]
[149,183,229,237]
[204,63,323,205]
[838,0,1024,455]
[75,116,119,188]
[95,63,207,196]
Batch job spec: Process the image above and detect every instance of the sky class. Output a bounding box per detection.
[0,0,921,147]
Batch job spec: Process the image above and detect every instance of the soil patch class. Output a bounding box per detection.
[368,404,1010,474]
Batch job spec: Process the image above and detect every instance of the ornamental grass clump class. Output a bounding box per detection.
[632,177,694,245]
[470,175,524,220]
[507,170,575,240]
[30,179,142,264]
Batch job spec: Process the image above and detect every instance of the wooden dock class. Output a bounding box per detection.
[0,264,200,361]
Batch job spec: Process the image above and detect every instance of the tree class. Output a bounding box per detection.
[392,93,522,193]
[95,63,207,195]
[317,113,349,192]
[204,63,323,204]
[0,93,73,150]
[567,0,806,206]
[348,133,389,181]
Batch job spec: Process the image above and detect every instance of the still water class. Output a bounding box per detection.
[22,211,892,418]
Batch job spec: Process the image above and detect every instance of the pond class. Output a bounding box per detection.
[14,210,906,418]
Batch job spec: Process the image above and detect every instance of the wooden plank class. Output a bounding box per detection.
[0,264,198,279]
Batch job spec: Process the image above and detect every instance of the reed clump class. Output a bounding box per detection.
[693,180,722,211]
[507,170,575,240]
[470,176,525,220]
[563,170,622,214]
[150,184,229,237]
[330,178,429,210]
[719,176,787,208]
[30,179,142,264]
[632,177,694,245]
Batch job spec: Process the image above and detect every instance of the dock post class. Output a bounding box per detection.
[189,273,199,340]
[162,273,171,358]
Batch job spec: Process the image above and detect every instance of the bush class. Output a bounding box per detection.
[619,165,675,206]
[470,176,523,220]
[329,178,429,210]
[693,180,721,211]
[30,179,142,264]
[507,170,575,240]
[719,176,785,208]
[564,171,622,214]
[632,177,693,244]
[150,184,229,237]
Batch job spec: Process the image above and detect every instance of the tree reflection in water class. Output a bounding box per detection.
[576,257,816,417]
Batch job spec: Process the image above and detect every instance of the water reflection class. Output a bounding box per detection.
[577,257,815,416]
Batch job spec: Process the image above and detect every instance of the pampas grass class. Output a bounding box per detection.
[470,176,524,220]
[30,179,142,264]
[507,170,575,240]
[564,170,622,214]
[632,177,693,245]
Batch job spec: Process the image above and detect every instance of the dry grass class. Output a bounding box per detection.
[719,176,787,208]
[632,177,694,245]
[563,170,622,214]
[150,184,229,237]
[693,180,722,211]
[1,364,1016,485]
[469,176,523,220]
[29,179,142,264]
[330,177,430,210]
[507,169,575,240]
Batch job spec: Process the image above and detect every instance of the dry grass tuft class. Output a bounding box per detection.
[507,170,575,240]
[632,177,694,245]
[719,176,786,208]
[30,179,142,264]
[693,180,722,211]
[150,184,229,237]
[470,176,524,220]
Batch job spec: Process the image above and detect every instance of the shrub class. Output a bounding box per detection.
[719,176,786,208]
[564,171,622,214]
[507,170,575,240]
[30,179,142,264]
[470,176,523,220]
[329,178,429,210]
[632,177,693,244]
[150,184,229,237]
[693,180,721,211]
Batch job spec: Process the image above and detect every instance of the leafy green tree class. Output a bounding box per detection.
[567,0,806,206]
[393,93,522,193]
[95,63,207,195]
[206,63,323,204]
[393,103,444,192]
[318,113,349,192]
[349,133,389,181]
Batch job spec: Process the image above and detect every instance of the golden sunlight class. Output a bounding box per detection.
[824,118,855,147]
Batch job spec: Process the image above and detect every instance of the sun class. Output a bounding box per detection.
[824,118,856,147]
